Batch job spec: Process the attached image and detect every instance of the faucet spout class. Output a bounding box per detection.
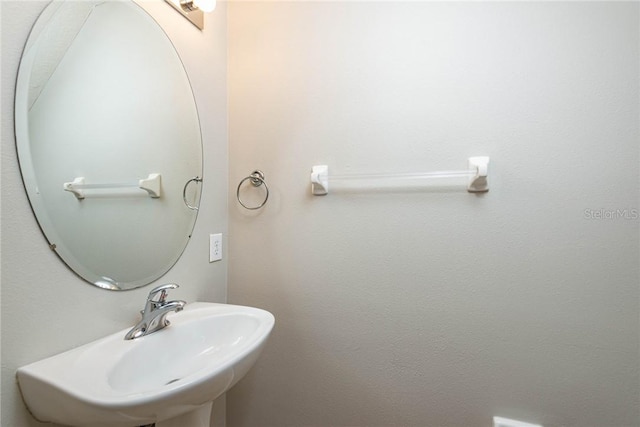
[124,284,186,340]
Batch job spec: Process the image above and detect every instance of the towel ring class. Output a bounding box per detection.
[183,176,202,210]
[237,170,269,210]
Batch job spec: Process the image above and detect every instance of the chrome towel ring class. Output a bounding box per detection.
[183,176,202,210]
[237,170,269,210]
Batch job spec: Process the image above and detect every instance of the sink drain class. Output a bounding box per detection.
[165,378,181,385]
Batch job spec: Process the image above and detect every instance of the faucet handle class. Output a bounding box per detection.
[147,283,179,303]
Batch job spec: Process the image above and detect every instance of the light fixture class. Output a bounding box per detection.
[165,0,216,30]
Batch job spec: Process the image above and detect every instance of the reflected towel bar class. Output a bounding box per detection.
[310,157,489,195]
[63,173,162,199]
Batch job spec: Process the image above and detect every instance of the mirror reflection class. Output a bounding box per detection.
[15,0,203,290]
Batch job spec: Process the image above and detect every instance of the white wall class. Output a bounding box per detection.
[227,2,639,427]
[1,1,228,426]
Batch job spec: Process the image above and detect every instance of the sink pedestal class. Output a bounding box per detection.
[156,402,213,427]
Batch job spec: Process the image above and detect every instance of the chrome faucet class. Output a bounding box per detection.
[124,283,186,340]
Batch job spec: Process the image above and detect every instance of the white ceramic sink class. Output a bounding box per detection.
[17,302,274,427]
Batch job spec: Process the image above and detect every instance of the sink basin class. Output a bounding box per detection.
[17,302,274,427]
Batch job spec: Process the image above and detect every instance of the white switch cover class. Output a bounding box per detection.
[210,233,222,262]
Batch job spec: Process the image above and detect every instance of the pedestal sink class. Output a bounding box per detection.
[17,302,274,427]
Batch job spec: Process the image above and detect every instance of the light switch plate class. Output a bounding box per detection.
[209,233,222,262]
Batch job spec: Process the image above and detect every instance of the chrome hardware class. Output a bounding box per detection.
[237,170,269,210]
[182,176,202,210]
[164,0,204,30]
[124,283,186,340]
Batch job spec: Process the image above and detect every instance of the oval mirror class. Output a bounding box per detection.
[15,0,203,290]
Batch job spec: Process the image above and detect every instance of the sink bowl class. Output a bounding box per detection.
[17,302,274,427]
